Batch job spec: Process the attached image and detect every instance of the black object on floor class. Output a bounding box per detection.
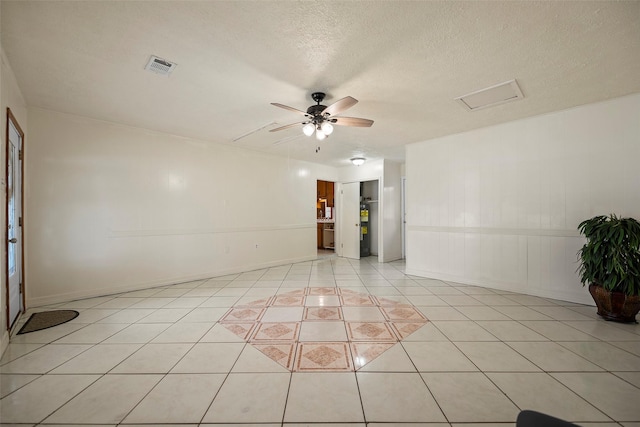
[17,310,79,334]
[516,410,579,427]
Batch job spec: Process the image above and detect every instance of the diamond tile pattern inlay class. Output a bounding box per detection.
[222,288,428,371]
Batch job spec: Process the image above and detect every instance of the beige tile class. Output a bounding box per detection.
[476,321,548,341]
[488,373,610,422]
[531,305,595,320]
[299,321,346,341]
[178,307,228,322]
[162,297,209,308]
[455,342,541,372]
[0,374,98,423]
[102,323,171,343]
[354,342,411,371]
[613,371,640,388]
[507,342,603,372]
[67,309,119,323]
[110,343,192,373]
[171,342,244,373]
[422,372,520,422]
[260,306,303,322]
[403,341,477,372]
[8,322,86,344]
[455,306,510,320]
[415,306,468,320]
[199,295,240,307]
[0,344,90,374]
[51,343,142,373]
[128,297,176,309]
[610,341,640,356]
[53,323,128,344]
[137,308,191,323]
[552,372,640,421]
[520,320,599,341]
[432,321,499,341]
[493,305,553,320]
[200,323,254,342]
[202,373,289,423]
[440,295,485,306]
[564,321,640,341]
[0,343,44,364]
[341,306,386,321]
[305,295,340,306]
[231,343,290,373]
[558,341,640,371]
[44,374,162,424]
[358,372,446,422]
[284,373,364,422]
[0,373,40,398]
[124,374,225,424]
[150,322,213,343]
[398,322,449,341]
[252,343,297,370]
[97,308,156,323]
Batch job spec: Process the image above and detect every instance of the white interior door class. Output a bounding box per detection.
[7,112,24,329]
[401,177,406,259]
[340,182,360,259]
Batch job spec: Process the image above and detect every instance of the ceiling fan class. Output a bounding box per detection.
[270,92,374,141]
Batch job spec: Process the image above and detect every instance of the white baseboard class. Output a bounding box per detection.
[405,267,594,306]
[28,255,317,307]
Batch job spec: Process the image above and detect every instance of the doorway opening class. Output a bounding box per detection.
[316,180,336,259]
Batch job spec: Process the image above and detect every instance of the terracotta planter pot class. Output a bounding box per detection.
[588,284,640,323]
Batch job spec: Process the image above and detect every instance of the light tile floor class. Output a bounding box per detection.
[2,257,640,426]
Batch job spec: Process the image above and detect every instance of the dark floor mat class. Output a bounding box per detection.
[17,310,79,334]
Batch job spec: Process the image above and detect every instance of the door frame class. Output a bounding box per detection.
[5,107,25,330]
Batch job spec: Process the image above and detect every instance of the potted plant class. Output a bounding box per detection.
[577,214,640,323]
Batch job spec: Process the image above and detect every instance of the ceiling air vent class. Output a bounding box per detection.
[455,79,524,111]
[145,55,177,76]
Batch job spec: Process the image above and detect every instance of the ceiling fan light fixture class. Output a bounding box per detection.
[302,123,315,136]
[320,122,334,135]
[351,157,366,166]
[315,129,326,140]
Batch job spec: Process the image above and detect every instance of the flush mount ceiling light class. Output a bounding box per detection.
[455,79,524,111]
[351,157,366,166]
[269,92,374,144]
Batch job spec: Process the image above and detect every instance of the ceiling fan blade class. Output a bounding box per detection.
[332,117,374,127]
[322,96,358,116]
[271,103,310,117]
[269,122,303,132]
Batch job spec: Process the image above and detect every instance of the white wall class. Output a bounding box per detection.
[1,49,28,354]
[406,94,640,304]
[25,108,337,306]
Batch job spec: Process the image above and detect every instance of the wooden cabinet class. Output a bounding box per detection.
[327,181,334,207]
[317,180,335,207]
[317,180,327,199]
[317,223,323,249]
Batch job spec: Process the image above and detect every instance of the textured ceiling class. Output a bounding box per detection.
[2,1,639,167]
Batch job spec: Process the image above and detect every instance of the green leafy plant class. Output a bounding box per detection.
[577,214,640,296]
